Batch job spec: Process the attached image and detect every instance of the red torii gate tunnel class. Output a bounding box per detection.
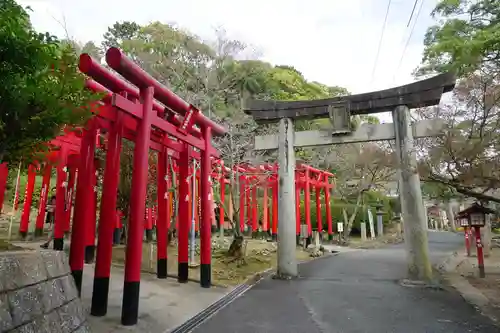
[43,47,226,326]
[233,163,334,242]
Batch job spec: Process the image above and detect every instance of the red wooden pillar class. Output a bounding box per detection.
[145,207,153,241]
[0,163,8,214]
[175,174,180,231]
[19,164,37,237]
[35,165,52,237]
[85,163,98,263]
[210,182,217,230]
[200,127,212,288]
[475,226,485,278]
[166,164,172,232]
[262,182,269,232]
[156,147,168,279]
[219,171,225,231]
[195,177,200,233]
[152,206,157,228]
[295,182,301,244]
[251,185,258,234]
[64,166,77,233]
[315,182,322,236]
[464,226,471,257]
[239,175,246,233]
[13,166,22,211]
[91,114,123,317]
[54,146,69,251]
[121,87,154,326]
[187,176,192,232]
[70,122,97,292]
[271,177,278,241]
[246,184,251,229]
[304,169,312,238]
[177,144,190,283]
[325,181,333,241]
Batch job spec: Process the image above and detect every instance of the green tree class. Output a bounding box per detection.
[415,0,500,203]
[418,0,500,76]
[0,1,99,164]
[102,21,141,50]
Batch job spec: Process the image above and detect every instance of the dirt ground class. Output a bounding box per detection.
[110,238,314,286]
[456,247,500,319]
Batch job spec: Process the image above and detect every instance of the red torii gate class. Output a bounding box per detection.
[296,164,334,241]
[71,47,227,326]
[16,131,84,239]
[232,163,334,242]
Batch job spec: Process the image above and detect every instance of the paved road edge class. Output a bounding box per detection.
[436,251,499,326]
[167,251,339,333]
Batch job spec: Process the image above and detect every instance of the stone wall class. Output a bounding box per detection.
[0,250,91,333]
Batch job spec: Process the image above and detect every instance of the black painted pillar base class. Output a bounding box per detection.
[145,229,153,242]
[53,238,64,251]
[157,258,167,279]
[328,234,334,241]
[91,276,110,316]
[71,270,83,296]
[271,233,278,242]
[296,235,301,245]
[211,225,217,233]
[19,231,27,238]
[34,228,43,237]
[178,262,188,283]
[200,263,211,288]
[306,236,312,248]
[85,245,95,264]
[479,265,486,278]
[121,281,140,326]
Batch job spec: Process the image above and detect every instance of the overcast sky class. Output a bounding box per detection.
[18,0,440,122]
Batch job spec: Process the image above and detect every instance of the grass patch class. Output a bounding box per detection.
[111,238,314,286]
[0,239,25,252]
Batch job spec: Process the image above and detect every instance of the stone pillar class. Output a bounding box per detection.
[314,231,320,247]
[376,210,384,237]
[360,222,367,241]
[276,118,298,278]
[392,105,432,281]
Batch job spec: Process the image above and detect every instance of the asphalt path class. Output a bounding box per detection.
[192,232,498,333]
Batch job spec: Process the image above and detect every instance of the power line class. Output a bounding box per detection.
[394,0,425,82]
[370,0,393,85]
[407,0,419,27]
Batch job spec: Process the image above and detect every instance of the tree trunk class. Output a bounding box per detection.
[445,200,456,232]
[345,193,363,237]
[227,235,244,258]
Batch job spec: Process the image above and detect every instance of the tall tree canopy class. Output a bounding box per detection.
[416,0,500,203]
[418,0,500,76]
[96,21,351,213]
[0,1,99,164]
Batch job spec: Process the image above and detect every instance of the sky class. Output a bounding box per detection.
[18,0,441,122]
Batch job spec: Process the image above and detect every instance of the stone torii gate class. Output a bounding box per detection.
[244,72,456,281]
